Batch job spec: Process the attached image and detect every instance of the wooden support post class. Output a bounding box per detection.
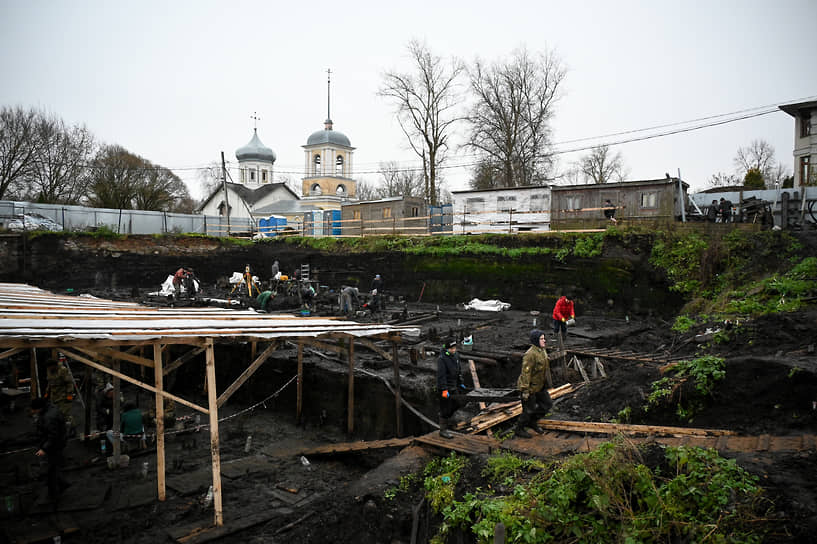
[205,338,224,526]
[153,343,166,501]
[296,340,303,424]
[392,342,403,437]
[112,360,121,461]
[251,341,257,361]
[29,348,38,398]
[84,369,93,441]
[347,337,355,435]
[572,356,590,383]
[594,357,607,378]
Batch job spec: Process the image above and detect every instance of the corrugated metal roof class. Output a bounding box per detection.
[0,283,419,346]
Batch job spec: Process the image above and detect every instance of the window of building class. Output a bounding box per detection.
[353,210,361,220]
[565,196,581,210]
[529,193,548,211]
[335,156,344,176]
[411,207,419,217]
[497,195,516,212]
[240,169,245,183]
[465,197,485,213]
[801,156,812,185]
[801,114,812,138]
[640,192,658,209]
[382,207,392,219]
[313,155,321,175]
[336,184,346,195]
[311,183,322,196]
[250,170,255,182]
[262,170,267,182]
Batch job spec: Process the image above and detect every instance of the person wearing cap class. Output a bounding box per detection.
[515,330,553,438]
[30,396,67,504]
[552,294,575,341]
[436,338,468,439]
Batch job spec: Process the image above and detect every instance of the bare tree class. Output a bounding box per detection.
[466,46,566,188]
[354,178,380,201]
[578,145,627,184]
[706,171,739,188]
[24,113,94,204]
[378,161,424,198]
[86,145,145,209]
[134,163,190,211]
[0,106,39,199]
[734,139,778,188]
[379,39,464,205]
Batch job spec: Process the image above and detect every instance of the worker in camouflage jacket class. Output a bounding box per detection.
[515,329,553,438]
[46,358,74,428]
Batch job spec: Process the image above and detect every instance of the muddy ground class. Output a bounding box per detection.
[2,286,817,543]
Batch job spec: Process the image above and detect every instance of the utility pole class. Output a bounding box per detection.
[221,151,231,236]
[678,168,686,223]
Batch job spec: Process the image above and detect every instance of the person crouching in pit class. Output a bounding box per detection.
[515,329,553,438]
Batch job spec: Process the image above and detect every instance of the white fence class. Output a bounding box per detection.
[0,201,254,236]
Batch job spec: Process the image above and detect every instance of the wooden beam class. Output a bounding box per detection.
[347,338,355,435]
[112,360,122,460]
[205,338,224,527]
[29,348,39,398]
[163,346,206,376]
[154,343,166,502]
[536,420,737,437]
[467,359,492,438]
[358,338,392,361]
[0,347,24,361]
[59,348,208,414]
[216,342,278,408]
[296,341,303,424]
[392,342,402,437]
[76,345,154,368]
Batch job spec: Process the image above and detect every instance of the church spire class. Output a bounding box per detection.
[325,68,333,130]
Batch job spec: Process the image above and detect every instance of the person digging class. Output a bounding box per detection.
[436,338,469,439]
[515,329,553,438]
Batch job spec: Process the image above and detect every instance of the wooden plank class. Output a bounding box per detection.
[76,345,155,368]
[217,341,278,407]
[536,420,736,437]
[171,508,289,544]
[468,359,491,437]
[164,346,206,376]
[60,347,208,414]
[393,342,403,437]
[0,347,23,361]
[757,434,771,451]
[296,341,303,424]
[154,343,166,502]
[205,338,224,527]
[347,339,355,435]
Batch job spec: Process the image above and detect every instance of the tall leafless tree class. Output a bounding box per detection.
[706,171,739,188]
[578,145,628,184]
[466,47,565,188]
[377,161,424,198]
[86,145,146,209]
[24,113,95,204]
[379,39,463,205]
[134,163,190,211]
[0,106,40,199]
[733,139,780,188]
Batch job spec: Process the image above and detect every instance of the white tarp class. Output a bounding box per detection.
[463,298,511,312]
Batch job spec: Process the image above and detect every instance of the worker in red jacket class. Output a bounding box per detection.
[552,294,575,341]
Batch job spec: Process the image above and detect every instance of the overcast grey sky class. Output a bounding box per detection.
[2,0,815,199]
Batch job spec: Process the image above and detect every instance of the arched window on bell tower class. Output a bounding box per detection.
[313,155,321,175]
[335,156,344,176]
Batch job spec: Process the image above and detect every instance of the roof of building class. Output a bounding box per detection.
[451,185,549,195]
[199,182,299,212]
[779,100,817,117]
[550,177,689,191]
[305,119,353,148]
[236,129,276,163]
[343,196,426,205]
[0,283,419,347]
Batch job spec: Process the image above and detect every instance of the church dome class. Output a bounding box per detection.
[306,118,352,147]
[236,129,276,163]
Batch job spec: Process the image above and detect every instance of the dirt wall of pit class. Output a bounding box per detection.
[0,233,684,316]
